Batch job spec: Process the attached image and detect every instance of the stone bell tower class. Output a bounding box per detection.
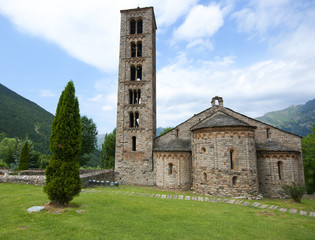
[115,7,157,185]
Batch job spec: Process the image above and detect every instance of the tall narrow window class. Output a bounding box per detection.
[131,42,136,57]
[230,150,234,170]
[202,172,207,181]
[135,112,139,128]
[278,161,283,180]
[133,90,138,104]
[232,176,237,186]
[129,112,134,127]
[137,42,142,57]
[130,66,136,81]
[168,163,173,175]
[132,136,136,151]
[137,19,143,34]
[266,128,270,138]
[137,89,141,104]
[137,65,142,81]
[130,19,136,34]
[175,128,179,138]
[129,90,133,104]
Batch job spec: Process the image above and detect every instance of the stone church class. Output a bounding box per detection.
[114,7,305,198]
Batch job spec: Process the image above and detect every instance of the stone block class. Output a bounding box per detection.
[259,204,268,209]
[242,202,251,206]
[161,194,166,199]
[205,197,209,202]
[228,199,236,204]
[27,206,45,213]
[300,210,307,216]
[251,202,260,207]
[289,208,297,214]
[178,195,184,200]
[185,196,191,200]
[310,211,315,217]
[279,208,287,212]
[198,197,204,202]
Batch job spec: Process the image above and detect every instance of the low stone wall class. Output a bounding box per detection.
[0,169,115,188]
[81,170,115,187]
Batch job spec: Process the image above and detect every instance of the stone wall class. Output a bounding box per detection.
[257,152,302,198]
[0,169,115,188]
[192,127,260,198]
[154,151,191,190]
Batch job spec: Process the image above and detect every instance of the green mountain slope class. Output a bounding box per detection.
[256,99,315,136]
[0,84,54,154]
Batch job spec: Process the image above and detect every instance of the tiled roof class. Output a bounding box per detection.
[191,113,253,131]
[256,140,298,152]
[153,138,191,152]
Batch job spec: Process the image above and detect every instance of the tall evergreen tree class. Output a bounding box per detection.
[19,141,30,170]
[44,81,82,204]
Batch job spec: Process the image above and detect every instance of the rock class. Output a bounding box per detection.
[27,206,45,213]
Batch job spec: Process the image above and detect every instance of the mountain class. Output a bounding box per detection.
[256,99,315,137]
[0,84,54,154]
[97,134,105,149]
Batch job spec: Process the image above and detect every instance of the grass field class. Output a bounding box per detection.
[1,183,315,240]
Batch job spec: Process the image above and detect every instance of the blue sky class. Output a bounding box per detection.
[0,0,314,134]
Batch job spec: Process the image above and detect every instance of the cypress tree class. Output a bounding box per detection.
[44,81,82,204]
[19,141,30,170]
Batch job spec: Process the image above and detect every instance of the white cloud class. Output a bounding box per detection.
[88,94,103,102]
[102,105,113,111]
[0,0,200,73]
[173,3,224,42]
[156,49,315,127]
[39,89,55,97]
[231,0,306,37]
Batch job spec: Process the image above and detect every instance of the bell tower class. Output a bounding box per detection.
[115,7,157,185]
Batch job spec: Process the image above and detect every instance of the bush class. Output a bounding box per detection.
[282,182,306,203]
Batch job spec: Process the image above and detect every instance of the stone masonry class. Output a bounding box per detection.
[114,7,305,198]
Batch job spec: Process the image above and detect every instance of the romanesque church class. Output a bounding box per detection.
[114,7,304,198]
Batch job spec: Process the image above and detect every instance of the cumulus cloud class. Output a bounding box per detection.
[173,3,224,42]
[231,0,307,37]
[0,0,199,73]
[156,50,315,127]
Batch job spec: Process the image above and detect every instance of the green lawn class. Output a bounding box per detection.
[1,184,315,240]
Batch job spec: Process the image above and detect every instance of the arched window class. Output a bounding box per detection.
[130,19,136,34]
[175,128,179,138]
[129,90,141,105]
[132,136,136,151]
[137,19,143,34]
[137,42,142,57]
[230,149,234,170]
[277,161,283,180]
[129,112,134,127]
[137,65,142,81]
[168,163,173,175]
[201,147,206,153]
[131,42,136,57]
[232,176,237,186]
[130,66,136,81]
[202,172,207,181]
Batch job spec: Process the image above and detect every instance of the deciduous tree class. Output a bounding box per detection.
[302,124,315,193]
[78,116,98,166]
[100,129,116,169]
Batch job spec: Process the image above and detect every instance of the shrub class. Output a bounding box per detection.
[282,182,306,203]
